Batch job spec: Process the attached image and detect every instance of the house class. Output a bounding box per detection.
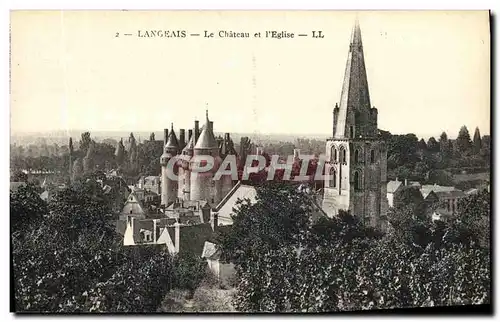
[387,178,422,208]
[123,214,219,255]
[120,191,147,220]
[420,184,466,220]
[201,241,236,287]
[140,176,161,195]
[212,182,258,226]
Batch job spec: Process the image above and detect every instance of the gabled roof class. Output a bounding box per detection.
[201,241,221,260]
[420,185,465,199]
[214,182,258,225]
[387,180,403,193]
[178,223,215,255]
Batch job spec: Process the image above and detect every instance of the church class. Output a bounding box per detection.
[321,19,389,229]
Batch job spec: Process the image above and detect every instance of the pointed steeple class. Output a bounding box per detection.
[333,18,375,139]
[194,110,218,149]
[165,123,179,150]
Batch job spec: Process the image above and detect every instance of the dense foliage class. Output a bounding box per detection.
[11,179,206,313]
[218,184,490,312]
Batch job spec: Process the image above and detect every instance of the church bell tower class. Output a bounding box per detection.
[322,19,388,229]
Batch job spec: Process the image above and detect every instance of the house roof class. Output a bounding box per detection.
[420,185,465,199]
[214,182,258,224]
[178,223,215,255]
[201,241,221,259]
[387,180,403,193]
[465,188,479,195]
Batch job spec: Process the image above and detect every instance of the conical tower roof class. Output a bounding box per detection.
[334,18,373,139]
[194,110,218,149]
[182,131,195,152]
[165,123,179,150]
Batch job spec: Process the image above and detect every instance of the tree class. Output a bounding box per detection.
[172,252,207,298]
[10,183,48,235]
[456,125,472,153]
[427,137,439,153]
[79,132,92,156]
[115,139,125,168]
[83,141,95,174]
[72,158,84,181]
[473,127,482,155]
[439,131,449,154]
[417,138,427,151]
[11,170,28,182]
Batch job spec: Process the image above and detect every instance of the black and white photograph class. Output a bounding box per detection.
[9,10,491,314]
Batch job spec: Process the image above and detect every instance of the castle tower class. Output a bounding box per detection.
[160,124,179,206]
[190,110,221,205]
[219,132,237,199]
[178,129,195,201]
[322,19,388,229]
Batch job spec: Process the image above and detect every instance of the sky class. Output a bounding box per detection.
[10,10,490,139]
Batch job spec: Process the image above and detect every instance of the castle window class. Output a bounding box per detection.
[370,150,375,163]
[354,171,360,190]
[332,147,338,162]
[354,150,359,163]
[350,126,354,138]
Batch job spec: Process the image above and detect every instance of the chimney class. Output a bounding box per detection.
[179,129,186,149]
[211,212,219,232]
[188,129,193,142]
[395,177,399,182]
[404,179,408,186]
[153,219,158,242]
[163,128,168,146]
[194,120,200,142]
[174,221,180,254]
[202,206,211,223]
[209,121,214,132]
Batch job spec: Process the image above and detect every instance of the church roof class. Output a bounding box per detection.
[334,18,372,139]
[194,111,218,149]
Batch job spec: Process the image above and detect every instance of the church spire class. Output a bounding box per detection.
[333,18,375,139]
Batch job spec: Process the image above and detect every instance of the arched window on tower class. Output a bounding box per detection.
[329,167,337,188]
[370,150,375,163]
[340,147,347,164]
[332,147,338,162]
[350,126,354,138]
[354,149,359,163]
[354,171,360,191]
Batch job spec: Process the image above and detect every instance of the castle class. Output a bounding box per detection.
[156,19,388,229]
[321,19,389,229]
[159,111,237,208]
